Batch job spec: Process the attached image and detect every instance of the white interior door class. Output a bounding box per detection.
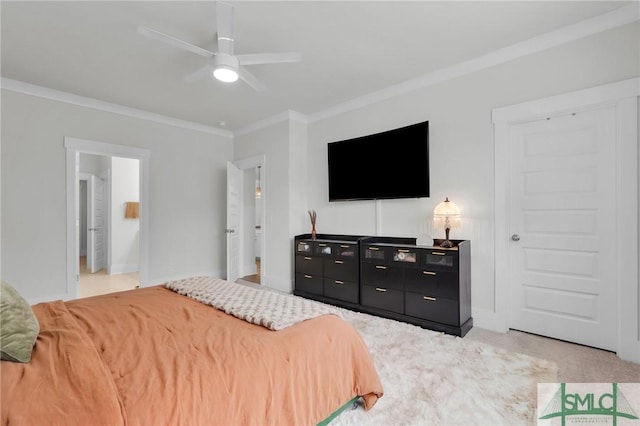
[226,161,242,282]
[508,106,617,351]
[87,175,105,274]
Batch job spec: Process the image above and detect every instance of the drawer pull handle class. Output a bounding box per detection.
[423,271,436,276]
[423,296,437,301]
[340,245,350,248]
[304,257,312,260]
[335,280,344,285]
[304,274,312,279]
[375,265,387,270]
[375,287,387,292]
[398,249,410,253]
[368,247,380,251]
[431,252,446,256]
[318,243,327,247]
[335,260,344,264]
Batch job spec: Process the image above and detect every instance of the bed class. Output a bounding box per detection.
[1,278,383,425]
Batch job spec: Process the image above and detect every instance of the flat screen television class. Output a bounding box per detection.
[327,121,429,201]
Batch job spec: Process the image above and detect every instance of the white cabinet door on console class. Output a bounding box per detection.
[508,106,617,351]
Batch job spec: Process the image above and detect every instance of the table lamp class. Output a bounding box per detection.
[433,197,460,248]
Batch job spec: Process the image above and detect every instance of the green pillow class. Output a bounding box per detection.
[0,281,40,362]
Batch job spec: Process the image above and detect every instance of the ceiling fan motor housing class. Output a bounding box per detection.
[213,53,239,82]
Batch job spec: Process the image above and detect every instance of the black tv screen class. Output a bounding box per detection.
[328,121,429,201]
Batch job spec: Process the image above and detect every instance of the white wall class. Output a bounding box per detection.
[1,90,233,302]
[110,156,139,274]
[80,153,107,175]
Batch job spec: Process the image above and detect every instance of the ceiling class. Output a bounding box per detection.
[1,1,632,132]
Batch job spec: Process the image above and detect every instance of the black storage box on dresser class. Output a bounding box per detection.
[294,234,472,337]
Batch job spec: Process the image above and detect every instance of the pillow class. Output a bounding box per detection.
[0,281,40,362]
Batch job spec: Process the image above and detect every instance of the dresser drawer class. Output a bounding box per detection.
[422,249,458,270]
[295,273,323,295]
[324,258,358,281]
[361,285,403,313]
[323,278,358,304]
[314,242,334,256]
[295,255,322,276]
[361,245,387,263]
[360,263,404,291]
[405,292,459,326]
[391,247,418,266]
[404,269,459,300]
[335,243,358,259]
[295,240,313,255]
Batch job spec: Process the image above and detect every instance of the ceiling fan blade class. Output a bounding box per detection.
[137,26,214,57]
[238,66,266,91]
[185,64,214,83]
[216,1,235,55]
[236,52,301,66]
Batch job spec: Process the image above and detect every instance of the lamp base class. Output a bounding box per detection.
[439,239,454,248]
[440,227,454,248]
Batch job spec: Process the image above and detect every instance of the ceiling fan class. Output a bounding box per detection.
[137,1,301,91]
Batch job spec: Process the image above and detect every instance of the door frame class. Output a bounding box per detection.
[492,77,639,362]
[233,154,266,285]
[64,137,150,299]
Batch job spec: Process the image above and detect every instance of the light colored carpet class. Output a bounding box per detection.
[331,308,558,426]
[465,327,640,383]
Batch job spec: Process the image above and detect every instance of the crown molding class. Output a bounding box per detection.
[0,77,233,138]
[234,109,309,137]
[308,2,640,123]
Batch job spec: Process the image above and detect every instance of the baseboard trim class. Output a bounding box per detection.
[261,274,293,294]
[144,270,225,288]
[27,292,74,305]
[109,263,139,275]
[617,339,640,364]
[471,307,508,333]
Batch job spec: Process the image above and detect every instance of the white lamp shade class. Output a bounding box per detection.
[433,197,461,229]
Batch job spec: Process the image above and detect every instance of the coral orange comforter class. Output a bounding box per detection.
[1,285,383,425]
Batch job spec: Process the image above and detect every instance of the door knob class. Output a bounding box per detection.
[511,234,520,241]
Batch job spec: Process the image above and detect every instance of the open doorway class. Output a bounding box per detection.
[64,137,150,300]
[240,165,262,284]
[229,154,266,287]
[77,154,140,298]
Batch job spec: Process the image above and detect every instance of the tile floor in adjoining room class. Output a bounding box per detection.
[78,256,138,298]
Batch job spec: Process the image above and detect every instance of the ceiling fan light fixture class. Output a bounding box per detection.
[213,67,238,82]
[212,53,239,83]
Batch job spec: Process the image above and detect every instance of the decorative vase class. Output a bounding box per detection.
[308,209,317,240]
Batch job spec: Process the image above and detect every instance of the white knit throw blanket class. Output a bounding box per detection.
[165,276,343,330]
